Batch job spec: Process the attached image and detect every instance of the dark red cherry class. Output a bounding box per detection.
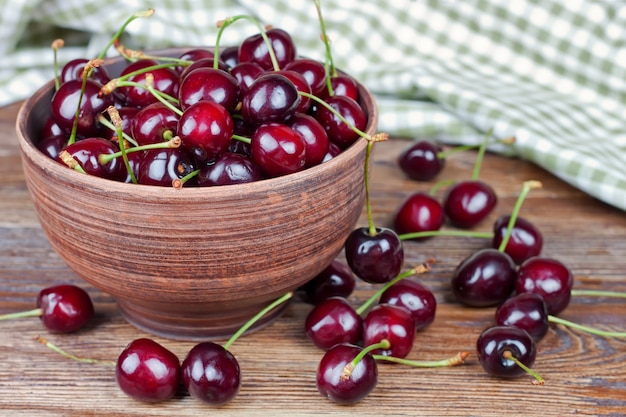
[393,192,444,239]
[304,297,362,351]
[37,135,67,160]
[320,74,359,101]
[101,106,139,141]
[137,148,196,186]
[344,227,404,284]
[492,215,543,265]
[287,113,330,167]
[250,123,306,177]
[178,66,239,112]
[476,325,537,379]
[178,57,229,81]
[495,293,549,342]
[397,140,445,181]
[219,45,239,68]
[119,59,179,108]
[181,342,241,406]
[316,343,378,405]
[451,248,516,307]
[177,100,234,162]
[238,28,297,70]
[515,257,573,316]
[229,61,264,95]
[274,69,312,113]
[176,48,216,72]
[241,73,300,125]
[312,95,366,149]
[131,102,179,145]
[443,180,497,228]
[60,137,124,180]
[362,303,415,359]
[379,279,437,331]
[50,79,113,137]
[121,150,144,184]
[196,152,264,186]
[35,284,94,333]
[116,338,181,403]
[322,142,342,162]
[299,260,356,304]
[283,58,327,96]
[60,57,113,87]
[41,116,66,138]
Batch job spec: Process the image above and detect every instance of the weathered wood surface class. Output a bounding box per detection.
[1,100,625,416]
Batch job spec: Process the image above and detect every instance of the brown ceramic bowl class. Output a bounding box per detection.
[15,49,376,340]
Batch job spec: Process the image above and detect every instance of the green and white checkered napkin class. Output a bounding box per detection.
[2,0,625,211]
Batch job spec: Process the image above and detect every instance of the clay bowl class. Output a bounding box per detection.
[16,49,376,340]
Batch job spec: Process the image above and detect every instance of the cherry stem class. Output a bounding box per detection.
[0,308,42,321]
[107,106,137,184]
[96,9,155,60]
[172,169,201,189]
[372,351,470,367]
[399,229,493,241]
[223,292,293,351]
[571,289,626,299]
[340,339,390,381]
[437,136,515,160]
[232,133,252,145]
[502,350,544,385]
[471,128,493,181]
[355,263,431,315]
[364,140,376,235]
[428,179,456,197]
[313,0,336,96]
[217,15,280,71]
[58,150,87,174]
[548,315,626,338]
[497,180,543,252]
[67,59,103,146]
[98,137,181,165]
[35,336,116,366]
[51,38,64,91]
[96,115,138,146]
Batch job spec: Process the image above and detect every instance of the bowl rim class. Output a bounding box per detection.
[16,50,376,198]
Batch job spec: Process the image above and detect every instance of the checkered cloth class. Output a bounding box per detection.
[3,0,625,211]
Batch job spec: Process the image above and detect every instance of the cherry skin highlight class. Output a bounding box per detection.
[36,284,94,333]
[379,278,437,331]
[495,292,550,342]
[305,296,363,351]
[515,256,573,316]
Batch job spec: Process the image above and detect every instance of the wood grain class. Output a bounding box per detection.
[2,100,626,416]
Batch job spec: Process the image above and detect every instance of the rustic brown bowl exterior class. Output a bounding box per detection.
[16,51,377,340]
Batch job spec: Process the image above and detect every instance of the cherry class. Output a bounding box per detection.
[177,100,234,162]
[241,72,300,125]
[283,58,327,96]
[312,95,367,149]
[492,215,543,264]
[274,69,312,113]
[178,57,230,81]
[321,75,359,101]
[137,147,196,186]
[451,248,516,307]
[41,116,66,138]
[344,227,404,284]
[299,260,356,304]
[322,142,342,162]
[287,113,330,168]
[229,61,265,95]
[397,140,444,182]
[250,122,307,177]
[379,278,437,331]
[316,342,379,405]
[181,342,241,406]
[443,180,497,228]
[196,152,264,186]
[115,338,181,403]
[362,303,416,358]
[219,45,239,68]
[0,284,94,333]
[495,293,549,342]
[393,191,444,239]
[101,106,139,141]
[176,48,216,72]
[118,59,179,108]
[60,57,113,87]
[178,66,240,112]
[238,27,297,71]
[131,102,179,145]
[515,256,573,316]
[59,137,125,180]
[476,325,540,382]
[37,135,67,160]
[304,297,363,350]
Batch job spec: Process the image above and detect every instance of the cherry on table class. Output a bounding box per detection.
[492,215,543,264]
[181,341,241,406]
[393,191,444,239]
[362,303,416,359]
[379,278,437,331]
[299,260,356,304]
[115,338,181,403]
[344,227,404,284]
[397,140,445,182]
[495,292,549,342]
[443,180,497,228]
[305,296,362,350]
[515,256,573,316]
[476,325,539,381]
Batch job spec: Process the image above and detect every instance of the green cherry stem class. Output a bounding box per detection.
[547,315,626,338]
[35,335,116,366]
[355,263,431,315]
[437,136,515,160]
[223,292,293,351]
[96,115,138,146]
[502,350,544,385]
[372,351,470,367]
[0,308,42,321]
[313,0,336,96]
[51,39,64,91]
[172,169,201,189]
[471,128,493,181]
[67,59,104,146]
[98,9,155,60]
[340,339,390,381]
[497,180,542,252]
[216,15,280,71]
[98,137,181,166]
[399,229,493,241]
[571,289,626,299]
[364,140,376,236]
[106,106,137,184]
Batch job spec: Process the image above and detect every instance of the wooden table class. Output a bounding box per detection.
[1,99,625,417]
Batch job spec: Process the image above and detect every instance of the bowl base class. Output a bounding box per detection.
[116,299,291,341]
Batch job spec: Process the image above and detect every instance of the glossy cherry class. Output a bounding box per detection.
[393,192,444,239]
[379,278,437,331]
[287,113,330,168]
[115,338,181,403]
[321,75,359,101]
[275,69,312,113]
[60,137,125,180]
[238,27,297,71]
[312,95,366,149]
[241,73,300,125]
[33,284,94,333]
[443,180,498,228]
[299,260,356,304]
[250,122,307,177]
[178,66,240,112]
[397,140,444,182]
[476,325,537,379]
[283,58,327,96]
[196,152,264,186]
[515,256,573,316]
[181,341,241,406]
[230,61,264,95]
[37,135,67,160]
[137,148,196,186]
[131,102,179,145]
[344,227,404,284]
[177,100,234,162]
[492,215,543,264]
[495,293,549,342]
[362,303,415,359]
[118,59,179,108]
[305,297,363,350]
[316,343,378,405]
[451,248,516,307]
